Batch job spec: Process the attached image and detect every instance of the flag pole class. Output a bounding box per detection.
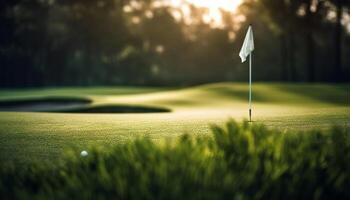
[239,24,254,122]
[249,52,252,122]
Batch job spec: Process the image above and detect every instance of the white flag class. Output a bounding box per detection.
[239,26,254,63]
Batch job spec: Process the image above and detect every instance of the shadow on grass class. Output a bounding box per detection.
[204,85,286,103]
[273,84,350,106]
[205,84,350,106]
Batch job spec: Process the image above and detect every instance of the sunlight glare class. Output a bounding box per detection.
[183,0,242,12]
[169,0,243,27]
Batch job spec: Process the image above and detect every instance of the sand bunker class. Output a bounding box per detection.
[0,97,92,112]
[56,105,171,114]
[0,98,170,113]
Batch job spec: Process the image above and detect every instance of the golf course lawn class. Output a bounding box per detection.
[0,83,349,163]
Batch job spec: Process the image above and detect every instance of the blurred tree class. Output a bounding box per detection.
[332,0,350,82]
[300,0,331,82]
[258,0,302,81]
[303,0,317,82]
[6,0,51,86]
[0,0,349,87]
[59,0,134,85]
[0,0,19,87]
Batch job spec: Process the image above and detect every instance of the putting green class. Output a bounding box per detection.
[0,83,349,163]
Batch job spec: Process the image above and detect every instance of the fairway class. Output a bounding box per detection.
[0,83,349,163]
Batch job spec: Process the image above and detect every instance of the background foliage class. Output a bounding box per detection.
[1,0,350,87]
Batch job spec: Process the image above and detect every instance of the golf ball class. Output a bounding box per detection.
[80,150,88,157]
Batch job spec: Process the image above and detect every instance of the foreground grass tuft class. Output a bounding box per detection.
[1,120,350,199]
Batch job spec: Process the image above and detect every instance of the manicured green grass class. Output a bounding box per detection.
[1,120,350,199]
[0,83,349,163]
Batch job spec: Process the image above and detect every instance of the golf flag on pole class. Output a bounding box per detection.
[239,25,254,63]
[239,25,254,122]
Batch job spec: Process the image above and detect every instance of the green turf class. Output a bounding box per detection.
[0,83,349,163]
[2,121,350,199]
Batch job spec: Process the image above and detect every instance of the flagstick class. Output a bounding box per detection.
[249,52,252,122]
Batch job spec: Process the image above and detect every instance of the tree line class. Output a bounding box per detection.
[0,0,349,88]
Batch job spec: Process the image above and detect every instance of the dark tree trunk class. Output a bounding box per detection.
[280,34,289,81]
[305,1,315,82]
[306,32,315,82]
[85,44,93,85]
[288,31,296,81]
[334,0,343,82]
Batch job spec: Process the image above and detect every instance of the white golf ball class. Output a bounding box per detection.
[80,150,88,157]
